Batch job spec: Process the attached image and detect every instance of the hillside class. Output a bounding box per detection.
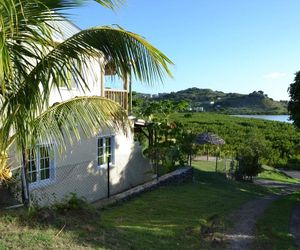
[136,88,288,115]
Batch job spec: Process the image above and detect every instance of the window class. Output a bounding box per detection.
[58,62,79,89]
[97,136,115,168]
[27,145,55,188]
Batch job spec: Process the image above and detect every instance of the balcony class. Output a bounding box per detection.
[104,89,128,111]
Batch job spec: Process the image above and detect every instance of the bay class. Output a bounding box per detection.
[233,115,292,123]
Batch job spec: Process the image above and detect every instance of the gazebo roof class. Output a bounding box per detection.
[195,132,225,145]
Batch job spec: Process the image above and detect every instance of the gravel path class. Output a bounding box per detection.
[280,170,300,179]
[224,195,279,250]
[224,179,300,250]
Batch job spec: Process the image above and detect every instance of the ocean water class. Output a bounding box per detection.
[233,115,292,123]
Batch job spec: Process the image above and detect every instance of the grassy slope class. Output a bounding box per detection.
[253,192,300,250]
[258,165,300,184]
[0,161,273,250]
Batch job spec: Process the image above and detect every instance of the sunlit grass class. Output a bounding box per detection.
[258,165,300,184]
[0,160,275,249]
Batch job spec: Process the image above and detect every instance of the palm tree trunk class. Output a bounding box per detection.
[207,145,209,161]
[21,148,29,206]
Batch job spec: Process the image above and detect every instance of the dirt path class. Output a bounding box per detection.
[224,195,279,250]
[280,170,300,179]
[224,180,300,250]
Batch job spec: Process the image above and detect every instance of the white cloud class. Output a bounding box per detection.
[263,72,287,80]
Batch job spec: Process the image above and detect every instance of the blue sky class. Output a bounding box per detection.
[68,0,300,100]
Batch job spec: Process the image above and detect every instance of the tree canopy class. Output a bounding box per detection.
[288,71,300,128]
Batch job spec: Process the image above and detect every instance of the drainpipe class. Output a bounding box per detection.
[128,73,132,115]
[155,128,158,180]
[107,156,110,198]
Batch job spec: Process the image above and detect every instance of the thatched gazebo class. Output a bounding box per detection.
[195,132,225,171]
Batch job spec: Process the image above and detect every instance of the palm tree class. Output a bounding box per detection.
[0,0,173,203]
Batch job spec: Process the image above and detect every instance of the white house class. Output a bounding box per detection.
[10,18,153,206]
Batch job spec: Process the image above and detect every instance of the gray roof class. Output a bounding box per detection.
[195,132,225,145]
[49,16,81,41]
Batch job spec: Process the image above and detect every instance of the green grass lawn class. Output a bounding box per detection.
[0,160,274,249]
[253,192,300,250]
[257,165,300,184]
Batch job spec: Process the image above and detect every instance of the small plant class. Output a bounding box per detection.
[1,170,22,203]
[54,193,94,214]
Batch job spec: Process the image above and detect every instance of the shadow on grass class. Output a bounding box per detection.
[0,167,272,250]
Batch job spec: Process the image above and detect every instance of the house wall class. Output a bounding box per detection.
[29,128,153,206]
[48,56,104,105]
[8,18,152,206]
[48,17,105,104]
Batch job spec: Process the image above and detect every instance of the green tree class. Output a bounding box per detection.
[138,101,194,173]
[235,134,268,181]
[0,0,173,200]
[288,71,300,128]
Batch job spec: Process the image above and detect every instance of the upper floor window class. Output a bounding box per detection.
[58,62,79,89]
[97,136,115,168]
[27,145,55,188]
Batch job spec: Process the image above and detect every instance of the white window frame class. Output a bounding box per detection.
[58,72,78,90]
[97,135,115,169]
[27,144,56,190]
[58,61,79,90]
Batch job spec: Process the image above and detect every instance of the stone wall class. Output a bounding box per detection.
[93,167,193,208]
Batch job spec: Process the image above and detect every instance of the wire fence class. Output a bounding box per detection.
[1,155,153,208]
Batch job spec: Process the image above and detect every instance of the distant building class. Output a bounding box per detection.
[158,92,168,97]
[193,107,204,112]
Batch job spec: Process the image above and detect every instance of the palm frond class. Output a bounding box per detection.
[0,0,172,157]
[93,0,124,9]
[40,0,124,10]
[68,26,174,84]
[29,96,128,152]
[0,0,123,95]
[1,25,173,146]
[7,25,173,105]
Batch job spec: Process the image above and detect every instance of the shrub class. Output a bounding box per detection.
[234,134,266,181]
[235,153,262,181]
[54,193,94,214]
[286,156,300,170]
[184,113,192,118]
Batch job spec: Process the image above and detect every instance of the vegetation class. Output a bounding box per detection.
[136,100,195,174]
[254,192,300,250]
[134,87,288,115]
[233,135,269,181]
[258,165,300,184]
[169,112,300,169]
[0,161,276,249]
[288,71,300,128]
[134,100,299,175]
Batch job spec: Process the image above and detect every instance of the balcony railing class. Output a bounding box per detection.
[104,89,128,110]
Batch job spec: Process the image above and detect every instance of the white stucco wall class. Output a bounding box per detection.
[48,56,104,105]
[27,128,153,206]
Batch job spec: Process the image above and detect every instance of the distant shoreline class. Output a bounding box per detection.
[232,114,291,123]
